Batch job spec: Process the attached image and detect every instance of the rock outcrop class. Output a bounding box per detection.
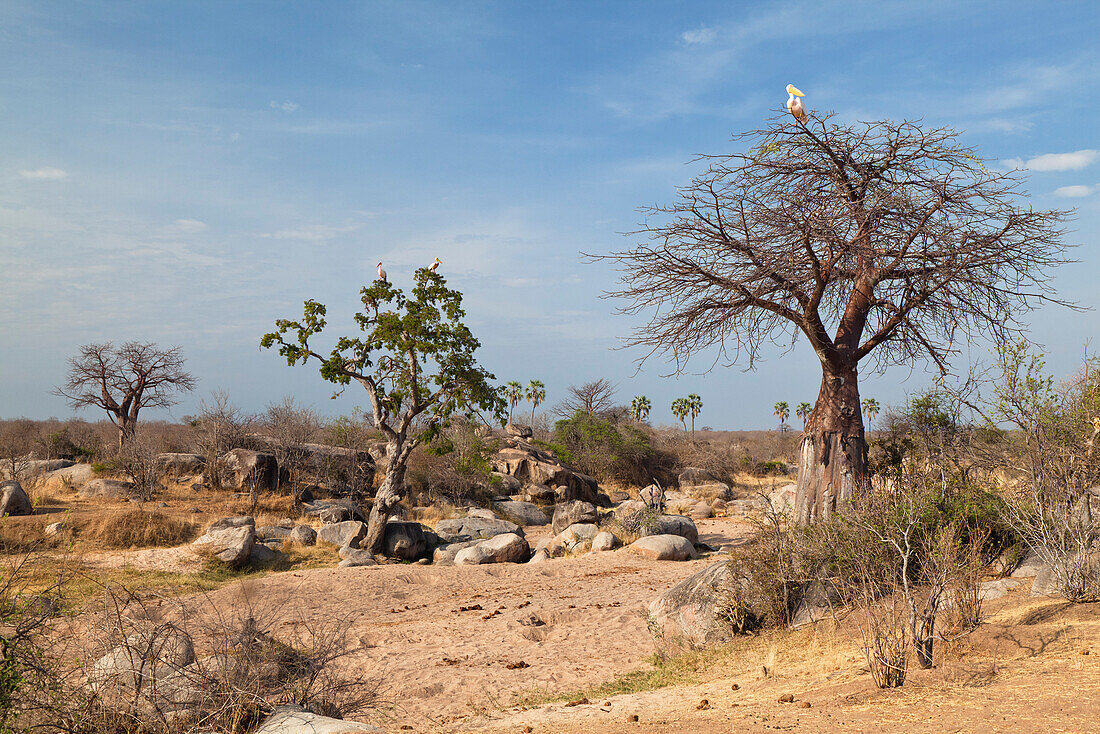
[383,521,434,560]
[647,561,738,647]
[491,437,600,504]
[629,534,697,561]
[454,533,530,565]
[434,516,522,543]
[493,500,549,526]
[254,705,382,733]
[78,478,134,499]
[218,449,280,491]
[191,518,256,567]
[155,453,206,475]
[317,521,368,548]
[551,500,597,534]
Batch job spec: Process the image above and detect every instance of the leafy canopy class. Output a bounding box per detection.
[260,268,504,444]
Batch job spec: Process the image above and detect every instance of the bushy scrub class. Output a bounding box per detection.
[551,410,672,486]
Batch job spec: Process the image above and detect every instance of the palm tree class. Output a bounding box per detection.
[796,401,813,428]
[861,397,880,426]
[525,380,546,425]
[687,393,703,439]
[630,395,652,423]
[773,401,790,429]
[671,397,690,433]
[504,380,523,423]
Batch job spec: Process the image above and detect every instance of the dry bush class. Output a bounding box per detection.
[5,571,382,733]
[115,431,166,501]
[405,420,498,507]
[82,509,197,550]
[187,392,255,491]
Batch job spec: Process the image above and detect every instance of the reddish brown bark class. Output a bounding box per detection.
[795,361,869,523]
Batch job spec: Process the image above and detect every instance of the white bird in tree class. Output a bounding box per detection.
[786,84,808,124]
[376,261,387,282]
[429,257,442,272]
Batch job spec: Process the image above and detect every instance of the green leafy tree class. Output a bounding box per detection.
[796,401,814,427]
[687,393,703,439]
[774,401,790,428]
[862,397,881,425]
[525,380,546,425]
[261,267,504,556]
[504,380,524,424]
[630,395,652,422]
[671,397,690,433]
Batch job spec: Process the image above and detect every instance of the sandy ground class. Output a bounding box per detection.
[182,517,754,731]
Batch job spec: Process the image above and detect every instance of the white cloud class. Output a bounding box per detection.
[1009,149,1099,172]
[681,26,718,45]
[18,167,68,180]
[269,100,300,112]
[1053,184,1095,198]
[259,222,361,242]
[170,218,208,233]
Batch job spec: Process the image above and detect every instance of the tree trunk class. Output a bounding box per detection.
[795,361,869,524]
[913,612,935,669]
[117,418,136,451]
[363,442,405,556]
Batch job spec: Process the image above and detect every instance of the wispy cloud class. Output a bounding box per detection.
[1004,149,1098,172]
[259,222,361,242]
[18,167,68,180]
[269,100,300,112]
[169,218,208,234]
[680,27,717,45]
[1053,184,1096,198]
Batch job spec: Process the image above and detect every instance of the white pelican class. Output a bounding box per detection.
[786,84,808,124]
[429,257,442,272]
[376,261,387,282]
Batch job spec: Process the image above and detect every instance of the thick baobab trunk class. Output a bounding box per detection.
[363,442,405,556]
[117,417,136,451]
[795,361,868,524]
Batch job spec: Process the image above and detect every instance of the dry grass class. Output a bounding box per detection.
[81,508,198,549]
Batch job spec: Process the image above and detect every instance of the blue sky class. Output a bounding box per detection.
[1,0,1098,428]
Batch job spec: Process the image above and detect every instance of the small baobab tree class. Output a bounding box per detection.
[862,397,880,426]
[261,267,504,556]
[687,393,703,438]
[504,380,524,424]
[593,112,1072,523]
[774,401,790,429]
[796,401,814,427]
[525,380,546,425]
[630,395,652,422]
[671,397,690,433]
[55,342,196,450]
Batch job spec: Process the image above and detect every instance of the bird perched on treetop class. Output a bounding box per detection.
[786,84,808,124]
[376,261,387,282]
[429,257,442,272]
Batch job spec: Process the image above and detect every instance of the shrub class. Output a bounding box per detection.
[552,411,673,486]
[83,510,197,549]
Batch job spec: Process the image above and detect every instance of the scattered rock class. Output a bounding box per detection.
[302,498,364,524]
[155,453,206,475]
[560,522,599,552]
[592,531,619,552]
[522,483,556,504]
[629,534,697,562]
[494,500,550,526]
[250,543,279,563]
[0,480,32,516]
[90,624,195,698]
[800,701,812,708]
[317,521,368,549]
[551,500,598,534]
[44,521,68,537]
[287,525,316,546]
[778,693,795,703]
[491,472,522,494]
[454,532,530,565]
[254,704,382,733]
[433,540,481,565]
[38,463,95,491]
[383,521,432,560]
[256,525,293,540]
[337,547,378,567]
[1010,550,1046,579]
[768,484,797,512]
[647,561,744,647]
[527,548,550,564]
[1,459,73,480]
[690,502,714,519]
[638,515,699,545]
[217,449,280,492]
[208,516,256,532]
[505,423,533,438]
[192,523,255,567]
[78,478,134,499]
[434,516,522,543]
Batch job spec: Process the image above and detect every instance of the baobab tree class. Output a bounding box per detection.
[671,397,690,433]
[55,342,196,450]
[796,401,814,427]
[594,112,1071,523]
[774,401,790,430]
[504,380,524,423]
[630,395,652,422]
[687,393,703,438]
[261,267,504,555]
[525,380,546,425]
[555,378,617,418]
